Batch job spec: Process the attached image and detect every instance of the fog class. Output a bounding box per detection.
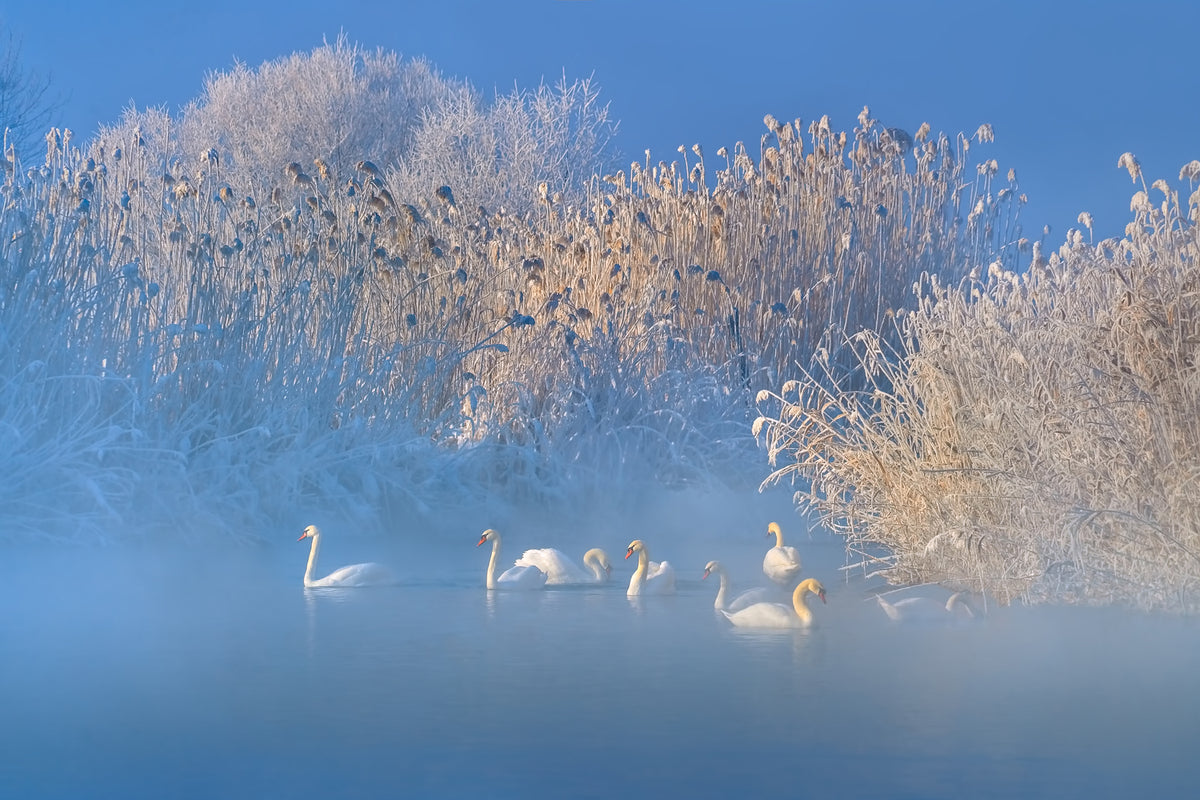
[3,485,1198,799]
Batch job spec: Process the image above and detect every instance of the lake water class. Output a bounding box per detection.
[2,515,1198,799]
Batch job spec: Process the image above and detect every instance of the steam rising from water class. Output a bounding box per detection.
[4,486,1199,798]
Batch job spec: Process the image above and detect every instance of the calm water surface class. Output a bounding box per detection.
[2,534,1198,799]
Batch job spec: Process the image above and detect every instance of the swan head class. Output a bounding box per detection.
[584,548,613,575]
[702,560,723,579]
[946,591,976,618]
[298,524,320,542]
[477,528,499,547]
[798,577,827,604]
[766,521,782,539]
[625,539,645,559]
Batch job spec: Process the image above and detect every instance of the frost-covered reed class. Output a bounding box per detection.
[0,43,1017,542]
[757,162,1200,612]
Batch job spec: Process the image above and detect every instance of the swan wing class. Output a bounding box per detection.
[763,546,803,584]
[647,560,677,594]
[721,601,799,628]
[514,548,589,584]
[628,561,675,596]
[727,586,773,612]
[308,562,394,588]
[647,560,673,580]
[497,564,548,590]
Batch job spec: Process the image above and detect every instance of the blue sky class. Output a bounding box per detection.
[4,0,1198,241]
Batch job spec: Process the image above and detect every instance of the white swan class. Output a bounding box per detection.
[477,529,547,590]
[298,525,393,588]
[876,591,976,622]
[625,539,676,596]
[703,560,772,611]
[720,578,826,628]
[763,521,803,585]
[514,547,613,585]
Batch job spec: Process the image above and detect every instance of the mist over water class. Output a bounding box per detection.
[2,486,1198,799]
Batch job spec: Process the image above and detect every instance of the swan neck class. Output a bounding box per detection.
[635,547,649,579]
[714,568,730,609]
[486,535,500,590]
[304,532,321,586]
[792,580,813,624]
[584,550,604,581]
[772,526,785,548]
[627,546,649,596]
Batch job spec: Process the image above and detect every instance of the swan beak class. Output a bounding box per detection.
[818,589,827,604]
[605,564,613,575]
[297,533,307,541]
[702,568,711,579]
[476,535,488,547]
[625,547,634,559]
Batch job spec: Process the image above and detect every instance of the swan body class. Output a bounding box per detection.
[478,529,547,590]
[298,525,393,588]
[876,591,976,622]
[514,547,613,585]
[763,521,803,585]
[625,540,676,596]
[721,578,826,628]
[703,560,772,611]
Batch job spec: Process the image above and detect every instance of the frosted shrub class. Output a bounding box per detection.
[200,52,434,176]
[402,75,615,214]
[757,164,1200,612]
[94,39,617,215]
[97,37,458,193]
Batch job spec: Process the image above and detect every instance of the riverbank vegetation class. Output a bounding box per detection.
[757,159,1200,611]
[4,40,1196,611]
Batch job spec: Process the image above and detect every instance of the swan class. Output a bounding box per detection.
[720,578,826,628]
[703,560,772,611]
[477,529,547,590]
[513,547,613,585]
[763,521,803,585]
[875,591,976,622]
[298,525,394,588]
[625,539,676,596]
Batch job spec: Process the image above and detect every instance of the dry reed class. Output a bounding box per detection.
[757,162,1200,612]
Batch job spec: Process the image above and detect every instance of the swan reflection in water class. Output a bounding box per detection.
[302,585,359,658]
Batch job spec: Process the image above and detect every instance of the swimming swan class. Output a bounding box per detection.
[298,525,393,588]
[625,540,676,596]
[703,560,772,611]
[514,548,613,584]
[478,529,547,590]
[762,521,803,585]
[876,591,976,622]
[720,578,826,628]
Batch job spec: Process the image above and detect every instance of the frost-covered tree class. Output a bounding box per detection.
[178,37,453,183]
[401,73,616,211]
[95,36,617,212]
[0,22,57,160]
